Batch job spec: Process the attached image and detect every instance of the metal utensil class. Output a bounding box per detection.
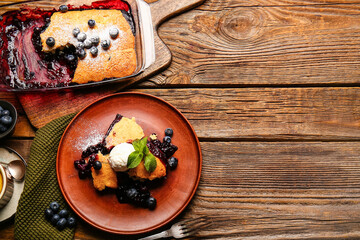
[138,216,210,240]
[6,160,26,181]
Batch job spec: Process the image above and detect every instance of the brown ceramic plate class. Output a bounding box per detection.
[57,92,202,234]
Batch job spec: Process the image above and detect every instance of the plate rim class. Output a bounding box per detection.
[56,92,202,235]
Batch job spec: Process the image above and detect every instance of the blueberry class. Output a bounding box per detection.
[88,19,96,28]
[59,5,68,13]
[1,109,9,116]
[93,160,102,170]
[76,42,84,49]
[56,218,67,230]
[76,48,86,59]
[101,40,110,50]
[126,188,138,200]
[1,115,13,125]
[50,214,60,226]
[58,209,69,218]
[46,37,55,47]
[165,128,173,137]
[85,169,92,177]
[65,54,76,63]
[73,27,80,37]
[50,201,60,213]
[77,32,87,42]
[78,170,87,179]
[84,39,92,49]
[146,197,157,210]
[167,156,178,170]
[163,136,171,143]
[90,36,100,46]
[109,28,119,39]
[67,216,76,228]
[0,106,3,112]
[74,160,82,169]
[90,46,98,56]
[45,208,54,220]
[0,124,7,133]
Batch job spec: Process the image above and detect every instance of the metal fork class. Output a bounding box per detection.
[138,216,210,240]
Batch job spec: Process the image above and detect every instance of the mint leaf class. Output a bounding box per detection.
[144,145,150,155]
[139,137,148,153]
[144,153,157,172]
[132,139,142,152]
[127,151,143,168]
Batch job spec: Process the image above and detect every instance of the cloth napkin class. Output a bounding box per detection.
[14,113,76,240]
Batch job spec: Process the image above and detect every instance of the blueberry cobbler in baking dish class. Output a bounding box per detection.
[73,114,179,210]
[0,0,136,89]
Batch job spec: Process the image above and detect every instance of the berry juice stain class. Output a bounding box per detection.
[0,0,133,89]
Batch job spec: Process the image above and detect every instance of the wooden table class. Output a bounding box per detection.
[1,0,360,239]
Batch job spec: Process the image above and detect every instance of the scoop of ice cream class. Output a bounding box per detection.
[108,142,135,172]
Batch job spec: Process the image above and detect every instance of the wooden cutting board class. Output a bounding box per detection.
[17,0,205,129]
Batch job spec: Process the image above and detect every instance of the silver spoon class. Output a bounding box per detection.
[7,160,26,181]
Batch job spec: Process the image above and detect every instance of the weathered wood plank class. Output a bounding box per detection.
[142,1,360,86]
[2,141,360,239]
[188,142,360,239]
[134,87,360,140]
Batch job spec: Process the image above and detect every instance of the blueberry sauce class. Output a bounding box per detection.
[0,0,134,89]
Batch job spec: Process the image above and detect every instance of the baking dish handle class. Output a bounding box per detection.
[137,0,156,70]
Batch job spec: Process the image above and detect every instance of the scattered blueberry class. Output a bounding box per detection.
[58,209,69,218]
[101,40,110,50]
[1,109,9,116]
[0,124,7,133]
[146,197,157,210]
[56,218,67,230]
[46,37,55,47]
[50,214,60,226]
[93,160,102,170]
[50,201,60,213]
[67,216,76,228]
[73,27,80,37]
[0,106,3,112]
[90,46,98,56]
[163,136,171,143]
[109,27,119,39]
[167,156,178,170]
[45,208,54,220]
[59,5,68,13]
[77,32,87,42]
[84,39,92,49]
[76,42,85,49]
[88,19,96,28]
[90,36,100,46]
[165,128,173,137]
[76,48,86,59]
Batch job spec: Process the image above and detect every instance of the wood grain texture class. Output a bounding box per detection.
[142,0,360,86]
[131,87,360,140]
[1,141,360,239]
